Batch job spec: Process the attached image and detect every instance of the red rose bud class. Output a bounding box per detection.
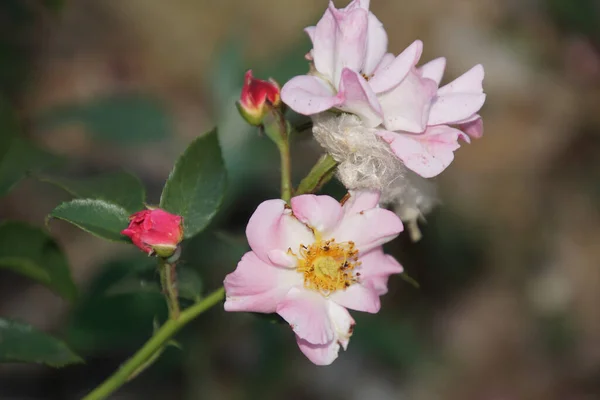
[237,69,281,126]
[121,209,184,258]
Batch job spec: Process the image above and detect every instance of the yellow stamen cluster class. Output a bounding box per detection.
[292,239,360,296]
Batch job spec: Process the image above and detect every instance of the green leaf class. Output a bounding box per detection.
[0,318,82,367]
[48,199,130,242]
[40,171,146,213]
[0,222,77,301]
[36,93,173,145]
[0,136,63,197]
[160,129,227,238]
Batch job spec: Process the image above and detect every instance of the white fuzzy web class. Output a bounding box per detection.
[311,112,438,222]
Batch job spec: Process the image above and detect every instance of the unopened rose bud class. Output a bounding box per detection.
[121,209,183,258]
[236,70,281,126]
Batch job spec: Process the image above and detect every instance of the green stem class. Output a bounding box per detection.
[82,287,225,400]
[159,259,180,320]
[277,139,292,202]
[295,153,338,195]
[262,110,292,202]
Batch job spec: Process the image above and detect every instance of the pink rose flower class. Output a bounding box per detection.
[376,61,485,177]
[281,0,486,178]
[121,209,184,257]
[224,191,404,365]
[281,0,387,128]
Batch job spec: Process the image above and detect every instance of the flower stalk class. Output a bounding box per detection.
[277,139,292,203]
[295,153,338,196]
[82,287,225,400]
[159,257,180,320]
[262,110,292,202]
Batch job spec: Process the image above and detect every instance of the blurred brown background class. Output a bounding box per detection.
[1,0,600,399]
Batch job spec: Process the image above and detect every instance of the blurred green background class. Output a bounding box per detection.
[1,0,600,399]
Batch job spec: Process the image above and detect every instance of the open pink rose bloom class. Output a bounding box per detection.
[281,0,486,178]
[224,191,404,365]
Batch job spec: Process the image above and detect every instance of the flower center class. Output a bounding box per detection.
[294,239,360,296]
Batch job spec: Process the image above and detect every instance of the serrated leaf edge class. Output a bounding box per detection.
[159,128,227,239]
[47,198,131,242]
[36,170,147,213]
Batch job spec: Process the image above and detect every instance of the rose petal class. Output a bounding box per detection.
[427,93,486,126]
[280,75,342,116]
[327,301,355,350]
[267,249,298,268]
[277,288,334,345]
[377,125,467,178]
[312,6,337,79]
[438,64,484,95]
[139,230,176,250]
[453,113,480,124]
[122,229,151,253]
[330,282,380,313]
[358,247,403,295]
[419,57,446,85]
[337,68,383,127]
[291,194,343,234]
[430,65,485,125]
[329,207,403,253]
[122,209,183,254]
[224,251,299,313]
[343,0,370,11]
[295,300,355,365]
[329,5,369,86]
[378,70,437,132]
[342,190,381,215]
[369,40,423,93]
[296,337,340,366]
[246,199,314,264]
[305,26,316,43]
[362,12,388,76]
[373,52,395,75]
[459,115,484,139]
